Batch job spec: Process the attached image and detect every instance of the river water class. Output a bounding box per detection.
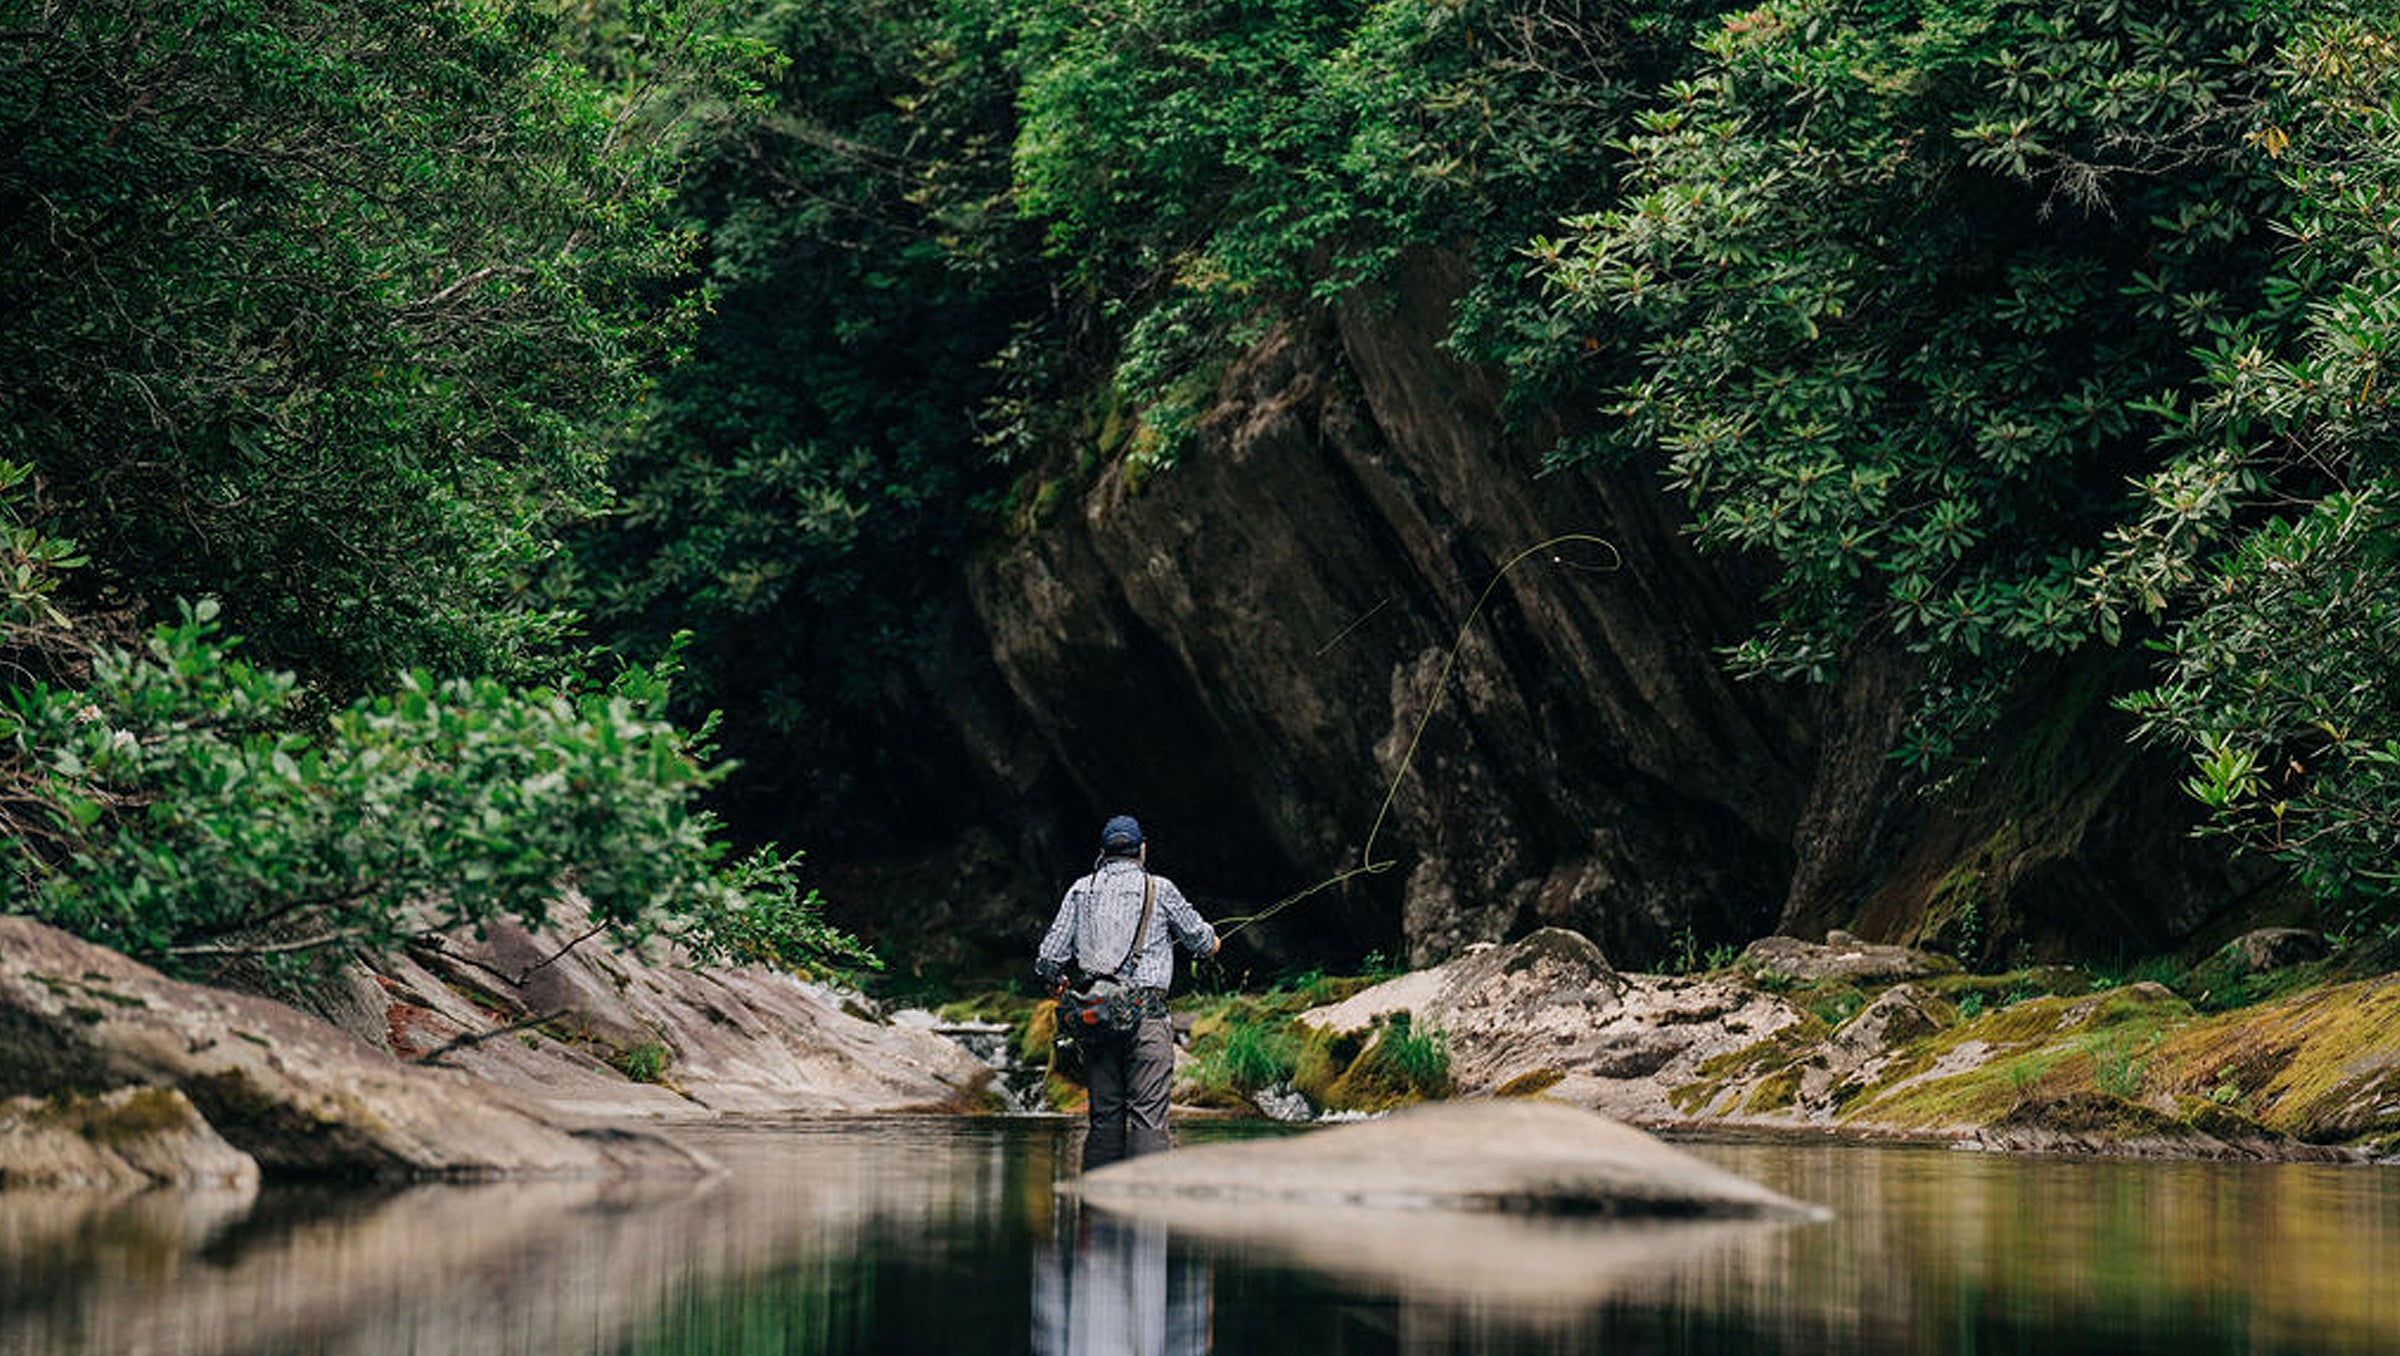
[3,1115,2395,1355]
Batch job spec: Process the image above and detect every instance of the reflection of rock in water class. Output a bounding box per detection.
[0,1120,1053,1356]
[1092,1195,1795,1308]
[1031,1203,1210,1356]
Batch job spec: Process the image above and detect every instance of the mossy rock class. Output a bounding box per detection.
[1840,983,2195,1132]
[1743,1068,1804,1114]
[1021,999,1060,1064]
[1994,1091,2186,1138]
[2152,974,2400,1143]
[1494,1068,1566,1098]
[1304,1017,1451,1113]
[1668,1014,1829,1117]
[2166,1093,2282,1145]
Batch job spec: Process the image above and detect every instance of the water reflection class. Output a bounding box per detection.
[0,1118,2395,1356]
[1032,1207,1208,1356]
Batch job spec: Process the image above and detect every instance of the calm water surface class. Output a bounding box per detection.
[3,1115,2396,1355]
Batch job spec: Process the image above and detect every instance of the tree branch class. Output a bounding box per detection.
[409,1007,566,1066]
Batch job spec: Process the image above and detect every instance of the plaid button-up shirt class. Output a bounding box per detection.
[1037,858,1217,991]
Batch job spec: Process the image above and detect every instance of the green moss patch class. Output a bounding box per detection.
[1743,1067,1804,1114]
[30,1087,203,1144]
[2152,974,2400,1142]
[1494,1068,1565,1098]
[1668,1016,1830,1116]
[1994,1090,2188,1139]
[1841,984,2195,1132]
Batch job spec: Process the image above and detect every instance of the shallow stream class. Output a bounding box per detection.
[3,1116,2395,1355]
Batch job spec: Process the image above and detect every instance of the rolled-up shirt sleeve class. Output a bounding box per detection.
[1159,878,1217,960]
[1036,890,1080,982]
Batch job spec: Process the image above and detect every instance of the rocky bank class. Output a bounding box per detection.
[0,909,992,1189]
[1288,927,2400,1159]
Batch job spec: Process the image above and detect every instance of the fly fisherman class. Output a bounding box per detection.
[1036,814,1220,1169]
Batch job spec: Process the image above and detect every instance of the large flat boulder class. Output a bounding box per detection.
[1072,1099,1822,1219]
[0,916,702,1181]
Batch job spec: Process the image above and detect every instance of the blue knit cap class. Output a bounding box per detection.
[1100,814,1143,853]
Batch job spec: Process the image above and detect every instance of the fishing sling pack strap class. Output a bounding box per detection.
[1057,870,1158,1043]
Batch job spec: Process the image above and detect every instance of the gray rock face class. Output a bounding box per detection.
[1075,1099,1821,1218]
[858,251,2265,974]
[0,916,702,1181]
[0,1087,259,1192]
[951,264,1809,967]
[353,899,1000,1121]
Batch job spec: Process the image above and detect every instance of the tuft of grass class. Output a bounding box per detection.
[1185,1012,1301,1101]
[1379,1013,1451,1094]
[2093,1033,2160,1099]
[609,1041,670,1084]
[1316,1012,1452,1110]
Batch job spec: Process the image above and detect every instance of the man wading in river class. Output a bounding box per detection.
[1037,814,1220,1170]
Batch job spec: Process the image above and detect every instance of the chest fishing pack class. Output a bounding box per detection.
[1051,870,1158,1073]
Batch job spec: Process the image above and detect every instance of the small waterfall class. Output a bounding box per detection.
[927,1018,1050,1113]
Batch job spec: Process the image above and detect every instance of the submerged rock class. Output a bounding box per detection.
[1074,1099,1822,1219]
[0,916,704,1182]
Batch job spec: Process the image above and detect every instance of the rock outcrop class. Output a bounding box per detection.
[1739,934,1956,984]
[1302,927,1811,1123]
[951,269,1808,969]
[0,915,701,1181]
[1292,926,2400,1155]
[295,898,998,1122]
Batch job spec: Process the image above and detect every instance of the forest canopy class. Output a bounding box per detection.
[0,0,867,978]
[584,0,2400,926]
[6,0,2400,973]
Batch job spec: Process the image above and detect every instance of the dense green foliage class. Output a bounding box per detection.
[1010,0,1714,458]
[2109,16,2400,917]
[0,0,763,685]
[7,602,861,978]
[1,0,866,978]
[1541,0,2290,751]
[567,0,1048,821]
[1522,0,2400,920]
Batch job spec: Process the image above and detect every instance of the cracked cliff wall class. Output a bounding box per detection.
[885,256,2270,973]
